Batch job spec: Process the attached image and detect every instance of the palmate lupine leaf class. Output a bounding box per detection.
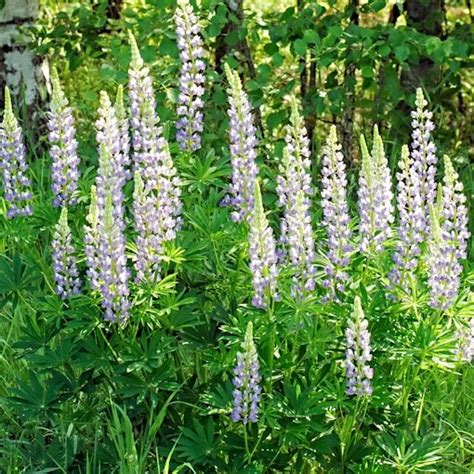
[376,431,445,472]
[177,418,221,466]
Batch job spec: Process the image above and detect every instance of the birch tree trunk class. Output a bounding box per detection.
[0,0,40,109]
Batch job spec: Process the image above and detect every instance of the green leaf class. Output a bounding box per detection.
[361,65,374,78]
[293,38,307,57]
[395,44,410,62]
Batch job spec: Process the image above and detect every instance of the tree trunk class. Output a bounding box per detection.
[0,0,40,109]
[341,0,359,164]
[214,0,264,135]
[401,0,444,91]
[297,0,317,154]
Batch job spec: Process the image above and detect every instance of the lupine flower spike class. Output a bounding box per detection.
[128,32,182,282]
[426,156,469,310]
[321,125,351,300]
[357,126,394,253]
[248,181,279,309]
[114,85,131,184]
[231,322,261,424]
[345,296,373,397]
[47,67,80,207]
[389,145,423,295]
[276,96,315,298]
[410,87,437,235]
[224,63,258,223]
[175,0,205,152]
[0,87,32,218]
[52,207,81,299]
[92,91,131,322]
[84,185,100,290]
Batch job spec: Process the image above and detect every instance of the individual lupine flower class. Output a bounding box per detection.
[345,296,374,397]
[455,318,474,363]
[94,91,131,322]
[357,126,394,253]
[320,125,351,299]
[128,33,182,281]
[248,181,279,309]
[84,185,100,290]
[47,67,80,207]
[426,203,461,311]
[410,87,437,235]
[0,87,32,218]
[231,322,261,424]
[174,0,205,152]
[52,207,81,299]
[224,63,259,223]
[389,145,424,294]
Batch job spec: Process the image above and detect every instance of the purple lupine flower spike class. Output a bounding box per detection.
[47,67,80,207]
[441,155,469,262]
[410,87,437,235]
[114,85,131,184]
[231,322,261,424]
[389,145,424,295]
[224,63,259,223]
[276,96,315,298]
[345,296,373,397]
[426,156,470,310]
[84,185,100,291]
[175,0,205,152]
[248,181,279,309]
[358,127,394,253]
[321,125,352,300]
[92,91,131,322]
[0,86,32,218]
[52,207,81,299]
[128,33,182,282]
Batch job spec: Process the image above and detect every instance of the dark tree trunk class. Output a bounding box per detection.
[401,0,445,91]
[341,0,359,164]
[297,0,317,154]
[214,0,264,135]
[106,0,123,20]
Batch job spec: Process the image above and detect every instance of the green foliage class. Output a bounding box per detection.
[0,0,472,472]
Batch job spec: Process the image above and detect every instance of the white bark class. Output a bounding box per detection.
[0,0,39,105]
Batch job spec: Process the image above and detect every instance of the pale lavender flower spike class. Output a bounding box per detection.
[47,67,80,207]
[248,181,279,309]
[128,33,182,282]
[0,87,33,218]
[175,0,205,152]
[224,63,259,223]
[321,125,352,300]
[358,126,394,253]
[345,296,373,397]
[426,155,470,310]
[231,322,261,424]
[389,145,424,295]
[52,207,81,299]
[410,88,437,236]
[276,96,315,298]
[88,91,131,322]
